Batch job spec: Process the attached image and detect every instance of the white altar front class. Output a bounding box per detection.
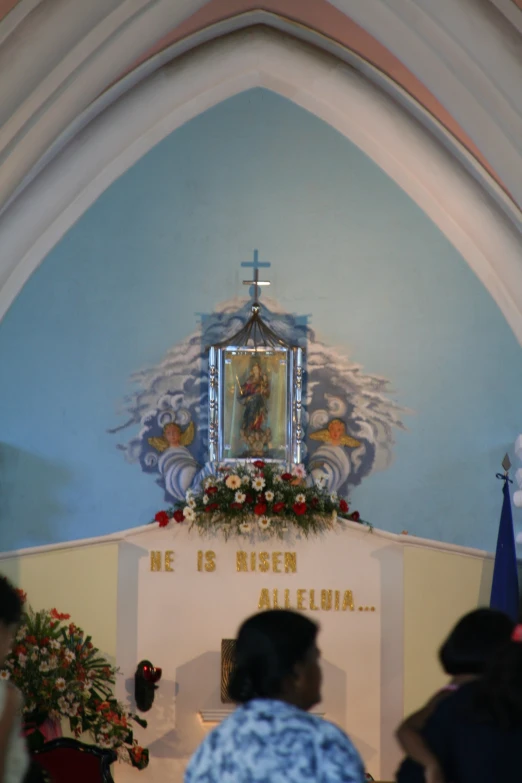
[115,520,405,782]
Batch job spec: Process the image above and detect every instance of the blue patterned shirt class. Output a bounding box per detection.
[185,699,365,783]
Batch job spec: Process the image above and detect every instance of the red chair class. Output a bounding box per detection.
[32,739,117,783]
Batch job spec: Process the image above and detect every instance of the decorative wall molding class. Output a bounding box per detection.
[0,0,521,216]
[0,28,521,344]
[331,0,522,208]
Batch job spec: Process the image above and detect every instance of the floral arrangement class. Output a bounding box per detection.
[1,592,148,769]
[153,461,368,539]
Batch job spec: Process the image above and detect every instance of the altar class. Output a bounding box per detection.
[115,518,403,782]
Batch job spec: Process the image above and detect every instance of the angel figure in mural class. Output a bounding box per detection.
[147,417,212,503]
[237,360,272,455]
[309,419,361,449]
[309,419,362,494]
[148,421,195,452]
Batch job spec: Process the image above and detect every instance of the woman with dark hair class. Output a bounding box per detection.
[395,608,515,783]
[0,577,29,783]
[185,610,364,783]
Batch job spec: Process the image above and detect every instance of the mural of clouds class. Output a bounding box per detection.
[109,298,409,502]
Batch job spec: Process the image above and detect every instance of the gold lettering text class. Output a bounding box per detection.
[205,551,216,572]
[297,589,307,610]
[164,551,174,572]
[150,551,162,572]
[321,590,332,611]
[342,590,354,611]
[272,552,282,573]
[236,551,248,572]
[284,552,297,573]
[259,552,270,573]
[309,589,319,610]
[258,588,271,610]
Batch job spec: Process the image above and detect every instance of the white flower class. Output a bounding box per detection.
[204,477,215,489]
[292,464,307,479]
[258,516,271,530]
[117,746,131,764]
[39,647,48,656]
[239,522,252,534]
[0,670,10,680]
[225,474,241,490]
[295,493,306,504]
[48,655,59,669]
[39,661,50,672]
[18,653,27,667]
[315,476,326,488]
[57,696,68,712]
[265,490,274,502]
[55,678,66,691]
[273,474,282,483]
[49,639,61,650]
[241,475,250,485]
[183,507,196,522]
[247,463,257,474]
[202,494,209,505]
[330,492,338,502]
[252,476,265,491]
[30,651,38,662]
[64,649,75,663]
[187,497,196,509]
[235,491,246,504]
[185,489,194,500]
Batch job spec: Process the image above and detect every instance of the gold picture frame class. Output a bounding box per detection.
[221,639,236,704]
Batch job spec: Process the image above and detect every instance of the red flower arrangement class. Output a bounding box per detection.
[2,595,149,769]
[150,461,369,539]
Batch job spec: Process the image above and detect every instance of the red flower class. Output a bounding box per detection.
[253,460,266,469]
[15,589,27,604]
[245,494,254,505]
[230,503,243,510]
[173,509,185,523]
[155,511,170,527]
[281,473,293,482]
[26,635,37,645]
[50,608,71,621]
[272,502,286,513]
[293,502,307,516]
[339,499,349,513]
[205,502,219,513]
[351,511,360,522]
[206,486,218,494]
[311,497,319,507]
[254,503,267,516]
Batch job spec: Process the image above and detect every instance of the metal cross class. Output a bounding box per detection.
[242,249,270,304]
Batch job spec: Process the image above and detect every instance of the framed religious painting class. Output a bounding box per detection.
[208,344,303,465]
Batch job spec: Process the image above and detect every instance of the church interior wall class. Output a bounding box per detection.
[0,87,520,554]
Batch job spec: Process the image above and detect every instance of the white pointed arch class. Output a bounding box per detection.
[0,27,522,347]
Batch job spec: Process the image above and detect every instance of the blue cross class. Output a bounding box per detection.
[241,249,271,303]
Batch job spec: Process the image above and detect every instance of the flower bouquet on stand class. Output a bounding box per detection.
[153,461,369,539]
[1,592,149,770]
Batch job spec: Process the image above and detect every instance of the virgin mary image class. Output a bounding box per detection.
[237,359,272,455]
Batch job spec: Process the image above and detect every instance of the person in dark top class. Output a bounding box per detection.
[395,608,515,783]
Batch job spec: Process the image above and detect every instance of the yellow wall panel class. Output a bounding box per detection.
[0,543,119,660]
[403,545,493,714]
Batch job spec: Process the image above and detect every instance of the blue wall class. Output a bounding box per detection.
[1,88,521,551]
